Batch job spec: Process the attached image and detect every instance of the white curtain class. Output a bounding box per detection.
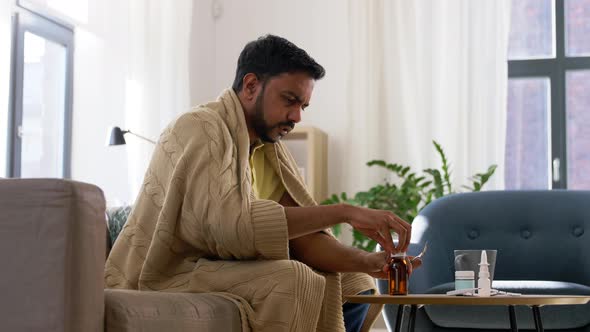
[343,0,511,194]
[124,0,193,199]
[67,0,192,205]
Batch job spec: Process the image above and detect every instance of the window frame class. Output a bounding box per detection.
[508,0,590,189]
[7,4,74,178]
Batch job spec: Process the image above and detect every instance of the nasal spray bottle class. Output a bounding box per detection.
[477,250,491,297]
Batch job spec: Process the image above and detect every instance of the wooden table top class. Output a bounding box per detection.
[345,294,590,306]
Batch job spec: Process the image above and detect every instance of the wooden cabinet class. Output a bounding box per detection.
[282,126,328,202]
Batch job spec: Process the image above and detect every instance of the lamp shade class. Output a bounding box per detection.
[108,126,127,146]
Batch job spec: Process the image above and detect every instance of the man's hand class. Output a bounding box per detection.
[344,205,411,254]
[363,251,422,279]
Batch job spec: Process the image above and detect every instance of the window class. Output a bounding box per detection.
[506,0,590,189]
[8,4,74,178]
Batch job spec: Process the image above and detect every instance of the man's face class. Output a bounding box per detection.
[251,72,315,143]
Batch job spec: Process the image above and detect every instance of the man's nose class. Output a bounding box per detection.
[287,108,302,123]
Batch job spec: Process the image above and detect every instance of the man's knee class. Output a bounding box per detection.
[268,260,325,289]
[289,260,325,286]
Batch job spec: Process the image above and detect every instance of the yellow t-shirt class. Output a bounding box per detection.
[249,141,286,202]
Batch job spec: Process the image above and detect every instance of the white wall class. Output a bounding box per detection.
[190,0,353,197]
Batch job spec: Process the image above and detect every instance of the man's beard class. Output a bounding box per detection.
[252,89,295,143]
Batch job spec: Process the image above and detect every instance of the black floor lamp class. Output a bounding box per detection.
[107,126,156,146]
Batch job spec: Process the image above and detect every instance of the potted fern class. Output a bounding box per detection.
[322,140,497,252]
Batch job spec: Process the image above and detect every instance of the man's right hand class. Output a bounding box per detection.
[364,250,422,279]
[342,204,411,254]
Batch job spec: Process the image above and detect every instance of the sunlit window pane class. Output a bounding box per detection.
[21,32,66,178]
[508,0,554,60]
[566,70,590,189]
[565,0,590,56]
[505,78,551,189]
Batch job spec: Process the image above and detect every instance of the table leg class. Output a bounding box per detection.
[532,306,544,332]
[508,305,518,332]
[407,305,417,332]
[394,305,404,332]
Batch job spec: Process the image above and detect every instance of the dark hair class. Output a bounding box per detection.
[232,35,325,92]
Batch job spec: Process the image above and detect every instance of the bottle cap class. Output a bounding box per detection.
[390,252,407,258]
[478,251,490,266]
[455,270,475,278]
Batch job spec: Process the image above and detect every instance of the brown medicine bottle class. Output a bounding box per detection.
[388,253,409,295]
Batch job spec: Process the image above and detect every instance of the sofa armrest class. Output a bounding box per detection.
[0,179,106,332]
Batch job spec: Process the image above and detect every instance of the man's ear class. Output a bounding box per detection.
[242,73,260,101]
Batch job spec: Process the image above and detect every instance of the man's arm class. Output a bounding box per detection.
[280,193,409,277]
[290,231,389,276]
[281,192,411,254]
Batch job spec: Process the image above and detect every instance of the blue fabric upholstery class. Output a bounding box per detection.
[378,190,590,331]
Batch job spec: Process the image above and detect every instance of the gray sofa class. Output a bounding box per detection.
[378,191,590,331]
[0,179,242,332]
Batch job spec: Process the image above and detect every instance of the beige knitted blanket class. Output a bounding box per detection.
[105,89,382,331]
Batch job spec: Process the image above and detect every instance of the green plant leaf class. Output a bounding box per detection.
[420,181,433,188]
[324,142,497,252]
[401,166,411,176]
[424,168,444,198]
[433,140,453,194]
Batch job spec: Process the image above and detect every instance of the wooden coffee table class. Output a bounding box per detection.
[345,294,590,332]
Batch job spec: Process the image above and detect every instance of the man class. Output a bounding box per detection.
[105,35,420,332]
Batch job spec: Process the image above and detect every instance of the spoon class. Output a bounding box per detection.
[411,242,428,262]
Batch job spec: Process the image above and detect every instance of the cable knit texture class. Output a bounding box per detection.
[104,88,382,331]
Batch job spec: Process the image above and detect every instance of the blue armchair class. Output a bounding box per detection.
[378,191,590,331]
